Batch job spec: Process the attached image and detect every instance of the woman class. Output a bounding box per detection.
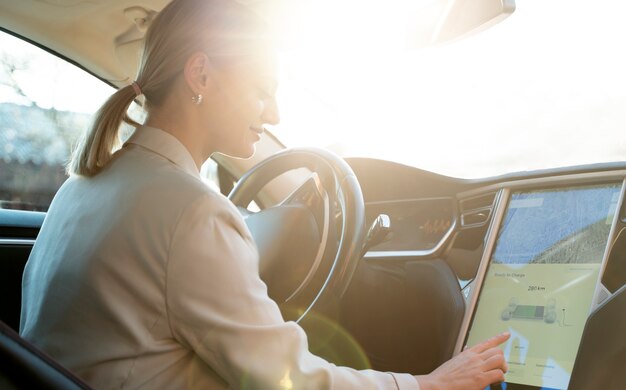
[20,0,509,388]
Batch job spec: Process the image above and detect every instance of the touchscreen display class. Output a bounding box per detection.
[465,183,621,390]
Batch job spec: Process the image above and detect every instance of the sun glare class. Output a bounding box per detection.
[279,369,293,389]
[268,0,626,178]
[0,32,112,114]
[2,0,626,178]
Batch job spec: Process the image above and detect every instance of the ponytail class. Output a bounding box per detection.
[69,84,141,176]
[69,0,268,177]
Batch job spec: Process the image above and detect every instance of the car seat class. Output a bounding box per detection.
[0,320,91,389]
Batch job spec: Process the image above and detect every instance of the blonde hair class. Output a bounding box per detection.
[69,0,267,176]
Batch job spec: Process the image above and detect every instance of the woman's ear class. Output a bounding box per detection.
[183,52,213,95]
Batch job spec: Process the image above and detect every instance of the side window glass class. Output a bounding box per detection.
[0,31,112,211]
[0,31,222,211]
[201,158,222,193]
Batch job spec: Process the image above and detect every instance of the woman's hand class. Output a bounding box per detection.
[415,332,510,390]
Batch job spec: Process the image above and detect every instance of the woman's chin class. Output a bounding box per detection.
[219,145,257,160]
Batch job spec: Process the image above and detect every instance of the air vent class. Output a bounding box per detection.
[459,192,496,228]
[462,209,491,226]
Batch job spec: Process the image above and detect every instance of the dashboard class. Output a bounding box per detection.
[345,157,626,389]
[365,197,454,254]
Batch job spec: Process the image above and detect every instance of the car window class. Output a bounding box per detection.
[0,30,221,211]
[271,0,626,178]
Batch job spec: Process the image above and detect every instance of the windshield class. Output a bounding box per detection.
[269,0,626,179]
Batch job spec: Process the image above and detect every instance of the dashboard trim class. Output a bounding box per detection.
[591,179,626,310]
[364,219,457,260]
[0,238,36,246]
[453,188,509,354]
[363,196,457,260]
[365,196,454,205]
[457,170,626,200]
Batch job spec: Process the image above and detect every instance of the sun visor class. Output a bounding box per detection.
[113,6,157,83]
[114,38,144,82]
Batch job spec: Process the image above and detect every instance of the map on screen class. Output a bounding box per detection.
[465,183,621,390]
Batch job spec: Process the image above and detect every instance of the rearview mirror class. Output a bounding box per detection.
[407,0,516,47]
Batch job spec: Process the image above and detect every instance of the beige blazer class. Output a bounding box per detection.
[20,126,418,389]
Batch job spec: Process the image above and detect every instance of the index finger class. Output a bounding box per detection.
[469,332,510,353]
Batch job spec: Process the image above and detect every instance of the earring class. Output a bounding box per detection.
[191,94,203,105]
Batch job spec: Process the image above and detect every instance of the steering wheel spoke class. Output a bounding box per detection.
[228,148,366,322]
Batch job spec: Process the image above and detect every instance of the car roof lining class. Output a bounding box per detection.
[0,0,169,87]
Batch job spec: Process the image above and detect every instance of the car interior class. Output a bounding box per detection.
[1,0,625,389]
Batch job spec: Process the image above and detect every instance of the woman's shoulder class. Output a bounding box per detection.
[133,165,233,214]
[67,153,234,218]
[109,146,222,202]
[155,174,251,239]
[143,164,243,222]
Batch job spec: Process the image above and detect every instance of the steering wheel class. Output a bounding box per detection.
[228,148,366,323]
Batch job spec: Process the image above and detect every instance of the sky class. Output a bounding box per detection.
[1,0,626,178]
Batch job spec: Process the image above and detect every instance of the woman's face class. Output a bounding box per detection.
[202,52,280,159]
